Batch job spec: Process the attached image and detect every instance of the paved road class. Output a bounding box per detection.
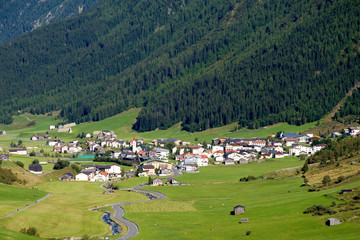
[1,193,51,219]
[112,183,167,240]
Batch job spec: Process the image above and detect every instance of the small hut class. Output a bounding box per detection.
[326,218,341,226]
[232,205,245,215]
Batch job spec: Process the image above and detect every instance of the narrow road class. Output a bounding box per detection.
[1,193,51,219]
[111,183,167,240]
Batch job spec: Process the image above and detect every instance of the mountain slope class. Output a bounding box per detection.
[0,0,103,45]
[0,0,359,132]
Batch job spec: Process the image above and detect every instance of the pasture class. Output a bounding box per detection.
[122,160,360,240]
[0,181,146,239]
[0,184,47,217]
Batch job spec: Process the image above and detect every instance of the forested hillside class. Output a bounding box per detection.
[0,0,103,45]
[0,0,359,132]
[333,88,360,124]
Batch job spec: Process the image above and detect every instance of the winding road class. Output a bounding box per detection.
[101,167,181,239]
[111,183,167,240]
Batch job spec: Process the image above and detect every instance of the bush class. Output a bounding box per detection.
[16,161,24,168]
[71,163,81,173]
[20,227,39,237]
[53,160,70,170]
[335,176,345,184]
[303,205,337,215]
[322,175,331,186]
[240,175,257,182]
[0,168,18,184]
[32,159,39,164]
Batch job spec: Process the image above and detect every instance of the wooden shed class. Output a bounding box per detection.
[232,205,245,215]
[326,218,341,226]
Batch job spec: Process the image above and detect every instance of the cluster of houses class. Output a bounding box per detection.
[139,160,173,177]
[6,125,360,180]
[74,164,122,182]
[48,139,83,154]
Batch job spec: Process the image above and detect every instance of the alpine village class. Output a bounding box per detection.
[0,1,360,240]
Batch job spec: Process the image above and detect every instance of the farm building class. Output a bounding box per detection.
[232,205,245,215]
[59,172,73,181]
[326,218,341,226]
[29,164,42,174]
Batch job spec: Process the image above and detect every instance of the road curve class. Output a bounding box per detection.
[111,183,167,240]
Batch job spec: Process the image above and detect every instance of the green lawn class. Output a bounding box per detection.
[0,184,47,217]
[0,181,147,238]
[119,160,360,240]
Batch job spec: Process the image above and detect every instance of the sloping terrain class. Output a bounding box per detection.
[0,0,359,132]
[0,0,103,45]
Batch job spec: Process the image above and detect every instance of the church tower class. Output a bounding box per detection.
[132,136,137,153]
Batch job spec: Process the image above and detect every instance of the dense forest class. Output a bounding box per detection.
[0,0,103,45]
[333,88,360,124]
[0,0,359,132]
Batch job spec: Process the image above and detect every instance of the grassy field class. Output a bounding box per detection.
[0,227,46,240]
[0,108,318,144]
[0,184,47,217]
[0,181,147,239]
[118,159,360,240]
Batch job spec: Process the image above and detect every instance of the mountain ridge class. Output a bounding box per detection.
[0,0,359,132]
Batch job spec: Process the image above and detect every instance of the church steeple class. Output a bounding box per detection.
[132,136,137,153]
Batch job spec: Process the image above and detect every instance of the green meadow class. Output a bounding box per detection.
[0,108,318,144]
[0,181,146,238]
[0,184,47,217]
[122,160,360,240]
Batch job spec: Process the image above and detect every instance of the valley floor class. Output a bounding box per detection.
[1,157,359,240]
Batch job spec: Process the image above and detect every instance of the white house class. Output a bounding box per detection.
[9,149,27,155]
[108,164,122,176]
[349,127,360,136]
[212,145,224,152]
[49,125,56,130]
[196,155,209,167]
[91,172,109,182]
[154,148,170,158]
[313,144,327,153]
[76,173,89,181]
[215,155,224,162]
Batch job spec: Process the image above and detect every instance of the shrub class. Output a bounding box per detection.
[335,176,345,184]
[16,161,24,168]
[20,227,39,237]
[71,163,81,173]
[322,175,331,186]
[240,175,257,182]
[53,160,70,170]
[303,205,337,215]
